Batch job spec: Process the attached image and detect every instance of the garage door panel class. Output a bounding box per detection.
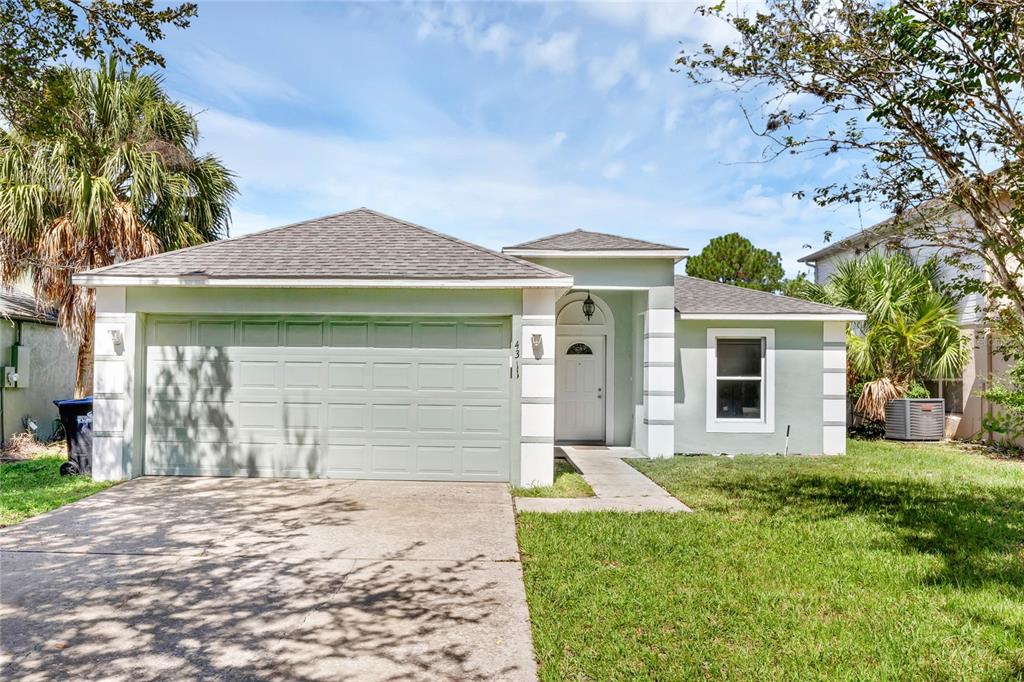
[328,322,369,347]
[461,322,507,349]
[418,322,458,348]
[370,404,413,432]
[240,321,280,345]
[374,321,414,348]
[283,362,323,388]
[462,405,506,435]
[417,404,459,433]
[372,363,414,390]
[372,444,414,473]
[327,403,369,433]
[463,363,507,393]
[462,444,506,475]
[146,316,511,481]
[418,445,457,474]
[418,363,458,391]
[328,362,369,389]
[325,444,366,476]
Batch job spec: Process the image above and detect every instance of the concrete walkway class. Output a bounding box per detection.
[515,446,690,513]
[1,478,537,681]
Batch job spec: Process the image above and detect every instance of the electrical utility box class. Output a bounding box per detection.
[11,344,31,388]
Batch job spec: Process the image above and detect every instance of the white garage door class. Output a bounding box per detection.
[144,316,512,481]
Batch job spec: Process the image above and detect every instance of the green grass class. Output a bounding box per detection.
[517,440,1024,680]
[514,459,595,498]
[0,454,115,527]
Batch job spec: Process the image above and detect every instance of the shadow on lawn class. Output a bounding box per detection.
[0,478,520,681]
[707,472,1024,592]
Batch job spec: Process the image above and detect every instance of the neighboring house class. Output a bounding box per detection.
[798,215,1008,439]
[1,288,78,445]
[72,208,863,485]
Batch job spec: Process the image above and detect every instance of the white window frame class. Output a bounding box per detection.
[706,328,775,433]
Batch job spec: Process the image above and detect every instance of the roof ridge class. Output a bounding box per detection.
[507,227,681,251]
[674,274,862,315]
[355,208,569,278]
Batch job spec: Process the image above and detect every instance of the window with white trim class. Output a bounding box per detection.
[715,338,764,419]
[707,328,775,433]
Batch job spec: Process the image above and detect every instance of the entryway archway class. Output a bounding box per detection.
[555,291,615,444]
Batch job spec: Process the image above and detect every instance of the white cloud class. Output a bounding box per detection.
[183,48,302,106]
[602,162,625,180]
[415,5,514,58]
[580,1,757,45]
[523,31,578,73]
[551,131,568,147]
[641,162,658,175]
[588,44,650,92]
[663,106,680,133]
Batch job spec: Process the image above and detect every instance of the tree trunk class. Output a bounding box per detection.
[75,324,93,398]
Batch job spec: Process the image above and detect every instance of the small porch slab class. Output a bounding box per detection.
[514,446,691,513]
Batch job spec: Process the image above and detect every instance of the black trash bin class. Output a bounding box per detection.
[54,397,93,476]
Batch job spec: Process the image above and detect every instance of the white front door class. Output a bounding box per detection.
[555,336,606,442]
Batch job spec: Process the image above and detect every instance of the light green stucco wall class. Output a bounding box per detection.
[590,290,638,446]
[126,287,523,316]
[0,319,77,444]
[527,257,675,289]
[675,319,825,455]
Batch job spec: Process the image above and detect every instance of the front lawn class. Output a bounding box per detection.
[517,440,1024,680]
[0,454,115,527]
[513,458,594,498]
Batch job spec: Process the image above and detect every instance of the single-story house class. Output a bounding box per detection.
[73,208,864,486]
[1,287,78,445]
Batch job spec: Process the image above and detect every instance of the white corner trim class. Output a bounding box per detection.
[705,328,775,434]
[503,248,687,262]
[822,321,848,455]
[72,275,575,289]
[679,312,866,322]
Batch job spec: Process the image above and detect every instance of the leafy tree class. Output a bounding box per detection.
[0,59,236,395]
[681,0,1024,353]
[797,252,970,421]
[1,0,196,130]
[981,361,1024,449]
[686,232,786,292]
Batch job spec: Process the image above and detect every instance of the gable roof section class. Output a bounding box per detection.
[505,228,683,252]
[674,276,864,319]
[77,208,571,284]
[1,288,58,324]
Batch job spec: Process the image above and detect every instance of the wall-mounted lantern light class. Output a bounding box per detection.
[582,293,596,321]
[531,333,544,359]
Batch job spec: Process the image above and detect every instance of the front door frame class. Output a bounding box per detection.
[555,291,615,444]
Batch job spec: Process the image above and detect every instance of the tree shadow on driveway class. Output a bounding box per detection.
[0,477,534,681]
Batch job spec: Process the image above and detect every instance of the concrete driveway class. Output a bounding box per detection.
[0,478,537,681]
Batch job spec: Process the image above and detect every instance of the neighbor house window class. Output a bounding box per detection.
[706,329,775,433]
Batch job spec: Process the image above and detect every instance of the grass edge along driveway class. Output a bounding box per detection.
[516,440,1024,680]
[1,455,115,527]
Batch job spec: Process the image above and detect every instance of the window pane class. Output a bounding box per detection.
[717,338,762,377]
[717,379,761,419]
[942,380,964,414]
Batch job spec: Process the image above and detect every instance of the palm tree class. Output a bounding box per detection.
[0,59,236,395]
[796,252,971,421]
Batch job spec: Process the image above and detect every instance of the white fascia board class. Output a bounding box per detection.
[678,312,866,322]
[72,275,575,289]
[503,248,688,262]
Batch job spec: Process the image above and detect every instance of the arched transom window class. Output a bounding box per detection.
[566,342,593,355]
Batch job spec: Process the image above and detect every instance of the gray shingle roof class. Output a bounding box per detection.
[84,208,570,280]
[674,276,862,316]
[506,229,682,251]
[1,288,58,324]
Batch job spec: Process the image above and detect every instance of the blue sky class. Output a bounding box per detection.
[156,1,885,276]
